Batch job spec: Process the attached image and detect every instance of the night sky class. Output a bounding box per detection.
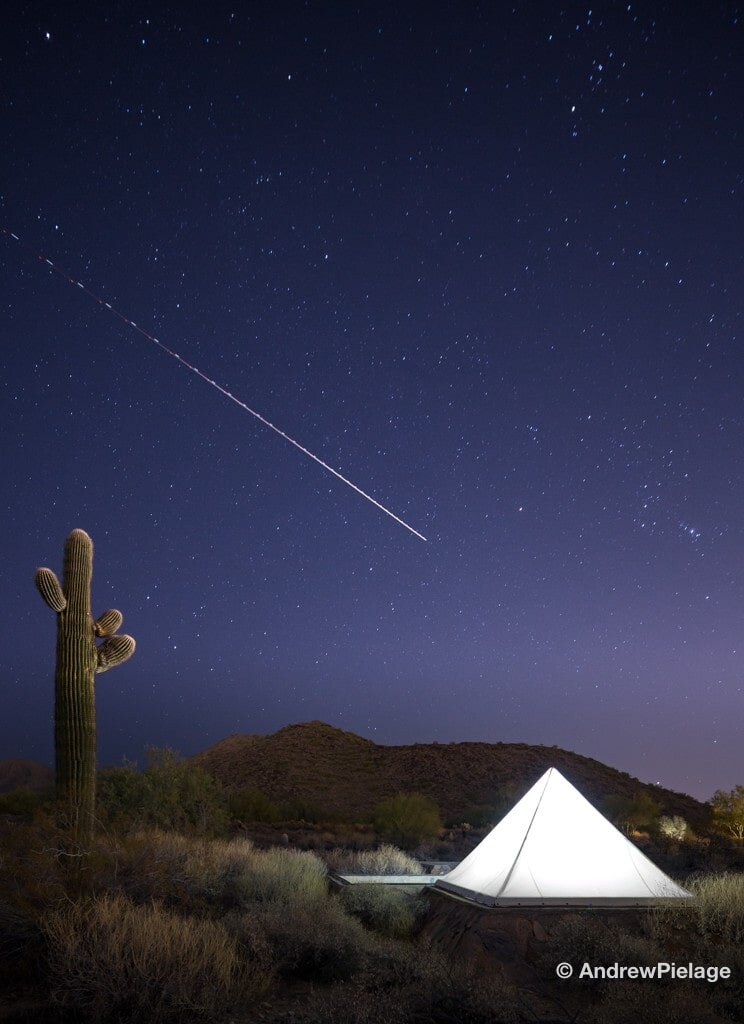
[1,3,742,802]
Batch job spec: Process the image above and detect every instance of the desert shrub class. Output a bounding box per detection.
[451,804,503,829]
[604,791,661,833]
[233,846,327,907]
[339,883,427,937]
[0,786,50,819]
[657,815,688,841]
[688,872,744,942]
[707,940,744,1021]
[104,833,325,914]
[96,761,142,823]
[372,793,441,849]
[0,816,116,948]
[539,916,660,987]
[325,843,422,875]
[41,892,271,1022]
[364,941,520,1024]
[0,897,42,964]
[417,967,519,1024]
[78,830,255,916]
[229,788,281,823]
[597,982,721,1024]
[98,749,228,836]
[251,900,371,982]
[653,872,744,946]
[230,933,519,1024]
[711,786,744,840]
[279,797,326,823]
[261,982,407,1024]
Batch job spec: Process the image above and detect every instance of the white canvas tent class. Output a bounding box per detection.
[435,767,691,906]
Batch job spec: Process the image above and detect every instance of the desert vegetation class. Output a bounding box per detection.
[0,810,522,1023]
[3,722,744,1022]
[2,747,744,1023]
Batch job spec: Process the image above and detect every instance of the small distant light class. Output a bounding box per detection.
[45,30,51,40]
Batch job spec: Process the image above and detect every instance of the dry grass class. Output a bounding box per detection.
[42,892,271,1022]
[232,846,327,907]
[101,830,326,911]
[653,871,744,944]
[324,843,422,875]
[689,872,744,942]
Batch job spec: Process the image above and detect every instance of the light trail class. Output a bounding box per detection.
[2,227,427,541]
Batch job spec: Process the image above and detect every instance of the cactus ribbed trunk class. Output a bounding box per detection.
[35,529,136,840]
[55,530,97,836]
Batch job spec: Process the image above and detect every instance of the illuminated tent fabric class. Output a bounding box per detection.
[435,767,691,906]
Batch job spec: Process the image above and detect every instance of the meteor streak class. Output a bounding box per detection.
[3,228,427,541]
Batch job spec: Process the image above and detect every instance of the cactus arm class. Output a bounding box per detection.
[35,567,67,611]
[96,634,136,673]
[94,609,123,637]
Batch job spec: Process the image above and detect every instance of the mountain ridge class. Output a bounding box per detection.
[191,721,708,827]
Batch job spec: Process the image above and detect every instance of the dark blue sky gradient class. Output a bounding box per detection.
[1,2,742,800]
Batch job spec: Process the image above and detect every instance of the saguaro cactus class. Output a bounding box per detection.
[35,529,135,837]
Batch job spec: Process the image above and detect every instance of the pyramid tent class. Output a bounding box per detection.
[435,768,691,906]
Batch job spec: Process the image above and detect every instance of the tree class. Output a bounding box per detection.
[604,791,661,834]
[98,748,228,835]
[372,793,441,849]
[711,786,744,840]
[229,788,281,823]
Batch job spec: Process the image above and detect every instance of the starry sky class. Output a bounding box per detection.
[1,2,742,801]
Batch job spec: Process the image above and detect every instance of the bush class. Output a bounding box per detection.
[325,843,422,875]
[597,982,721,1024]
[258,955,520,1024]
[102,831,247,912]
[604,791,661,833]
[711,786,744,840]
[229,788,281,823]
[0,786,50,819]
[250,900,370,982]
[372,793,441,849]
[234,846,327,907]
[108,832,324,908]
[451,804,501,829]
[42,893,271,1022]
[688,872,744,943]
[708,940,744,1021]
[261,982,407,1024]
[362,942,520,1024]
[539,916,660,987]
[339,884,427,938]
[657,815,688,841]
[653,872,744,946]
[98,748,228,836]
[279,797,326,823]
[0,897,42,963]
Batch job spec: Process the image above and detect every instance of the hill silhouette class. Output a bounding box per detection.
[192,721,708,828]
